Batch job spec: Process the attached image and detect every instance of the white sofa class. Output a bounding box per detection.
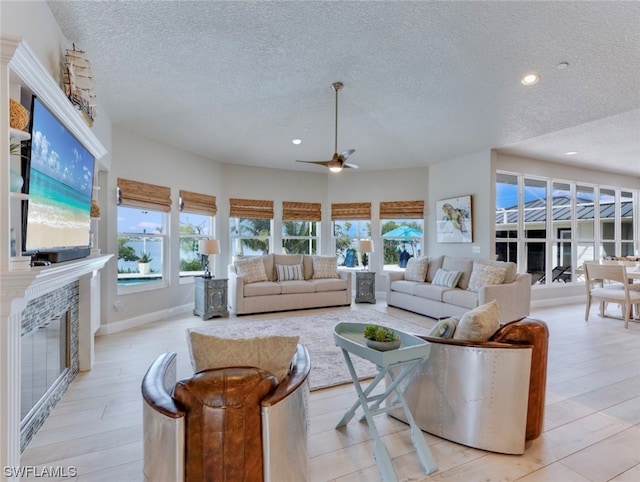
[385,255,532,324]
[229,254,352,315]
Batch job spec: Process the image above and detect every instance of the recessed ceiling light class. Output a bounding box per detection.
[292,138,302,145]
[556,62,569,70]
[521,73,540,86]
[565,151,578,155]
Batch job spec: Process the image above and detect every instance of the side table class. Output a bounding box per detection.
[355,271,376,303]
[194,277,229,319]
[333,322,438,481]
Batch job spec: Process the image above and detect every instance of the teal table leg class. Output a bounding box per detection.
[387,370,438,474]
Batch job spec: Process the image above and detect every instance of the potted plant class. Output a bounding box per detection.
[137,252,153,275]
[363,324,400,351]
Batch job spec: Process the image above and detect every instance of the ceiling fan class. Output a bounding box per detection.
[296,81,359,172]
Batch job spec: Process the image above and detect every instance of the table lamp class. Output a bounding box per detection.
[198,239,220,278]
[359,239,373,271]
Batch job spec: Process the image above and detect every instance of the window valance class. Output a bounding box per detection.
[331,202,371,220]
[229,198,274,219]
[180,190,217,216]
[117,178,171,212]
[283,201,322,221]
[380,200,425,219]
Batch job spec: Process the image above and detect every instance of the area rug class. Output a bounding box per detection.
[194,309,431,391]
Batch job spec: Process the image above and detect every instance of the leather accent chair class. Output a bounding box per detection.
[141,344,310,482]
[389,318,549,454]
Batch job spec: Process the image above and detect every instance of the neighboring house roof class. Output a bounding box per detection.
[496,196,633,225]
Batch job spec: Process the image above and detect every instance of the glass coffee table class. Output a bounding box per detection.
[333,322,438,481]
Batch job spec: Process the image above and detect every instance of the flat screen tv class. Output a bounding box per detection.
[22,96,95,263]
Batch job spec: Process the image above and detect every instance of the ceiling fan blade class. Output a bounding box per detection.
[343,162,359,169]
[296,160,331,166]
[339,149,355,161]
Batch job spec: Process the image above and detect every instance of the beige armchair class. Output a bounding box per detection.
[141,344,310,482]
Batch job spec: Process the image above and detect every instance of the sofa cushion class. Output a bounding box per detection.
[404,257,429,282]
[414,283,451,301]
[310,278,347,293]
[188,331,299,383]
[279,280,315,294]
[426,255,444,282]
[273,254,303,280]
[302,255,314,280]
[442,256,474,290]
[476,259,517,284]
[442,288,479,309]
[390,280,423,295]
[244,281,282,297]
[427,317,458,338]
[312,256,339,279]
[467,262,507,292]
[432,268,462,288]
[234,256,269,284]
[453,300,500,341]
[276,263,303,281]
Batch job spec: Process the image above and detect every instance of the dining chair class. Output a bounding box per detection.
[584,262,640,329]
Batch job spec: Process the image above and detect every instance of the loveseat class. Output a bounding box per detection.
[385,255,531,324]
[229,254,352,315]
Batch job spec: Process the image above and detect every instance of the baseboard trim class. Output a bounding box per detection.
[96,303,193,335]
[531,294,585,310]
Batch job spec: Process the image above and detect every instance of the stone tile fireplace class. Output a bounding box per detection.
[0,256,111,479]
[19,283,79,450]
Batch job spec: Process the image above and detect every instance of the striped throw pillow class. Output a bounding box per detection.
[431,268,462,288]
[276,264,303,281]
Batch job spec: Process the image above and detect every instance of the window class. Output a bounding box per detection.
[117,178,171,289]
[281,201,320,254]
[179,212,213,276]
[496,171,639,286]
[229,198,273,257]
[380,201,425,270]
[117,207,167,287]
[331,202,371,267]
[179,190,217,277]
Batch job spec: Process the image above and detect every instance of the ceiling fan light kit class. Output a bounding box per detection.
[296,81,359,172]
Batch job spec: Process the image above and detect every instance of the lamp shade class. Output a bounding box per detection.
[359,239,373,253]
[198,239,220,255]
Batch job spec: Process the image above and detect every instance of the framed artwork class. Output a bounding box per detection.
[436,195,472,243]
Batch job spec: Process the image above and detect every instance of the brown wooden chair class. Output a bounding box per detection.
[584,262,640,328]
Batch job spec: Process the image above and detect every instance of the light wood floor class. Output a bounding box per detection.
[20,301,640,481]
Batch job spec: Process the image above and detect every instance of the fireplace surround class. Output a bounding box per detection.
[0,255,111,479]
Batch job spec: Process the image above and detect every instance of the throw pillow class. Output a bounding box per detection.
[234,256,268,284]
[431,268,462,288]
[188,331,300,383]
[453,300,500,341]
[404,257,430,282]
[276,263,303,281]
[467,262,507,292]
[427,317,458,338]
[312,256,339,279]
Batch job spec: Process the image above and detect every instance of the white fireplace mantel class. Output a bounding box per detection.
[0,254,111,481]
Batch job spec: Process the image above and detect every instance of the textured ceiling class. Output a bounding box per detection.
[46,1,640,176]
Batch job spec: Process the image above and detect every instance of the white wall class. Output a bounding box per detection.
[104,126,223,330]
[494,152,640,190]
[427,150,493,258]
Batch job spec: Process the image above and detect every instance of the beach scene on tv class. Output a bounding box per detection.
[25,98,95,252]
